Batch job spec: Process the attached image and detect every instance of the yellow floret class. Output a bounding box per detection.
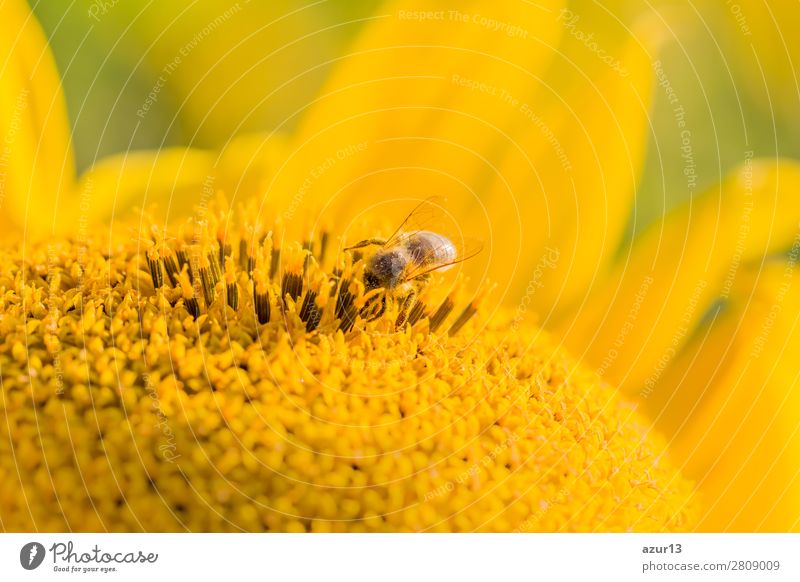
[0,213,697,532]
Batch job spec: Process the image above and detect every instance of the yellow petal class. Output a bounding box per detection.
[78,148,217,227]
[560,159,800,392]
[269,0,564,233]
[482,8,663,317]
[714,0,800,128]
[217,132,290,204]
[651,263,800,531]
[270,1,663,323]
[77,132,291,226]
[0,0,75,236]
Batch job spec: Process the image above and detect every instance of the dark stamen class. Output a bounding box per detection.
[281,271,303,305]
[184,297,200,319]
[140,213,483,338]
[247,255,255,276]
[200,268,216,306]
[303,240,314,273]
[147,255,164,289]
[270,247,280,280]
[219,241,231,268]
[429,296,455,332]
[163,254,180,287]
[448,304,477,335]
[299,290,322,332]
[254,285,271,324]
[226,282,239,311]
[335,279,358,332]
[407,299,427,326]
[176,249,191,280]
[238,239,249,271]
[207,250,222,286]
[318,231,329,264]
[178,268,199,319]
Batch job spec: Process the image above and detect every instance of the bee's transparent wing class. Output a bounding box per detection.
[403,236,484,282]
[383,196,452,248]
[381,196,483,280]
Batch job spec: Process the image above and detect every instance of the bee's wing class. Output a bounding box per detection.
[383,196,451,248]
[403,237,484,282]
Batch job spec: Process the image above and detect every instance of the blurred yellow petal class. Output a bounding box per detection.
[78,148,216,226]
[216,132,290,204]
[13,0,800,534]
[0,0,75,236]
[267,1,666,323]
[268,0,563,234]
[714,0,800,131]
[77,132,291,225]
[650,263,800,531]
[482,7,664,316]
[560,159,800,391]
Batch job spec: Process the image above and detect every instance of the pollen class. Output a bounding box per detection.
[0,205,698,532]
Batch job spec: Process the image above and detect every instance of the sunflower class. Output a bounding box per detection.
[1,0,797,531]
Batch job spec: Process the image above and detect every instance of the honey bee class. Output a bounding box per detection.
[345,197,482,320]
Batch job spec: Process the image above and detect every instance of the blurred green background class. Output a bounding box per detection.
[32,0,800,236]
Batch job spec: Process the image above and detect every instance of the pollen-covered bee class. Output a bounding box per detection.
[345,197,482,321]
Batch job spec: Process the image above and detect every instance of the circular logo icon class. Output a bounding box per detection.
[20,542,46,570]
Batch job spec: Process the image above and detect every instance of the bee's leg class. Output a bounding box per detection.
[395,287,418,328]
[360,289,387,321]
[344,238,387,251]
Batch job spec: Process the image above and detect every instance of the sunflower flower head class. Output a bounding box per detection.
[0,198,696,532]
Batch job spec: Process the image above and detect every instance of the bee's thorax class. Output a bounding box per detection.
[365,249,407,290]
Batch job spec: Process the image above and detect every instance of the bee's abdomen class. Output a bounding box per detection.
[407,231,457,266]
